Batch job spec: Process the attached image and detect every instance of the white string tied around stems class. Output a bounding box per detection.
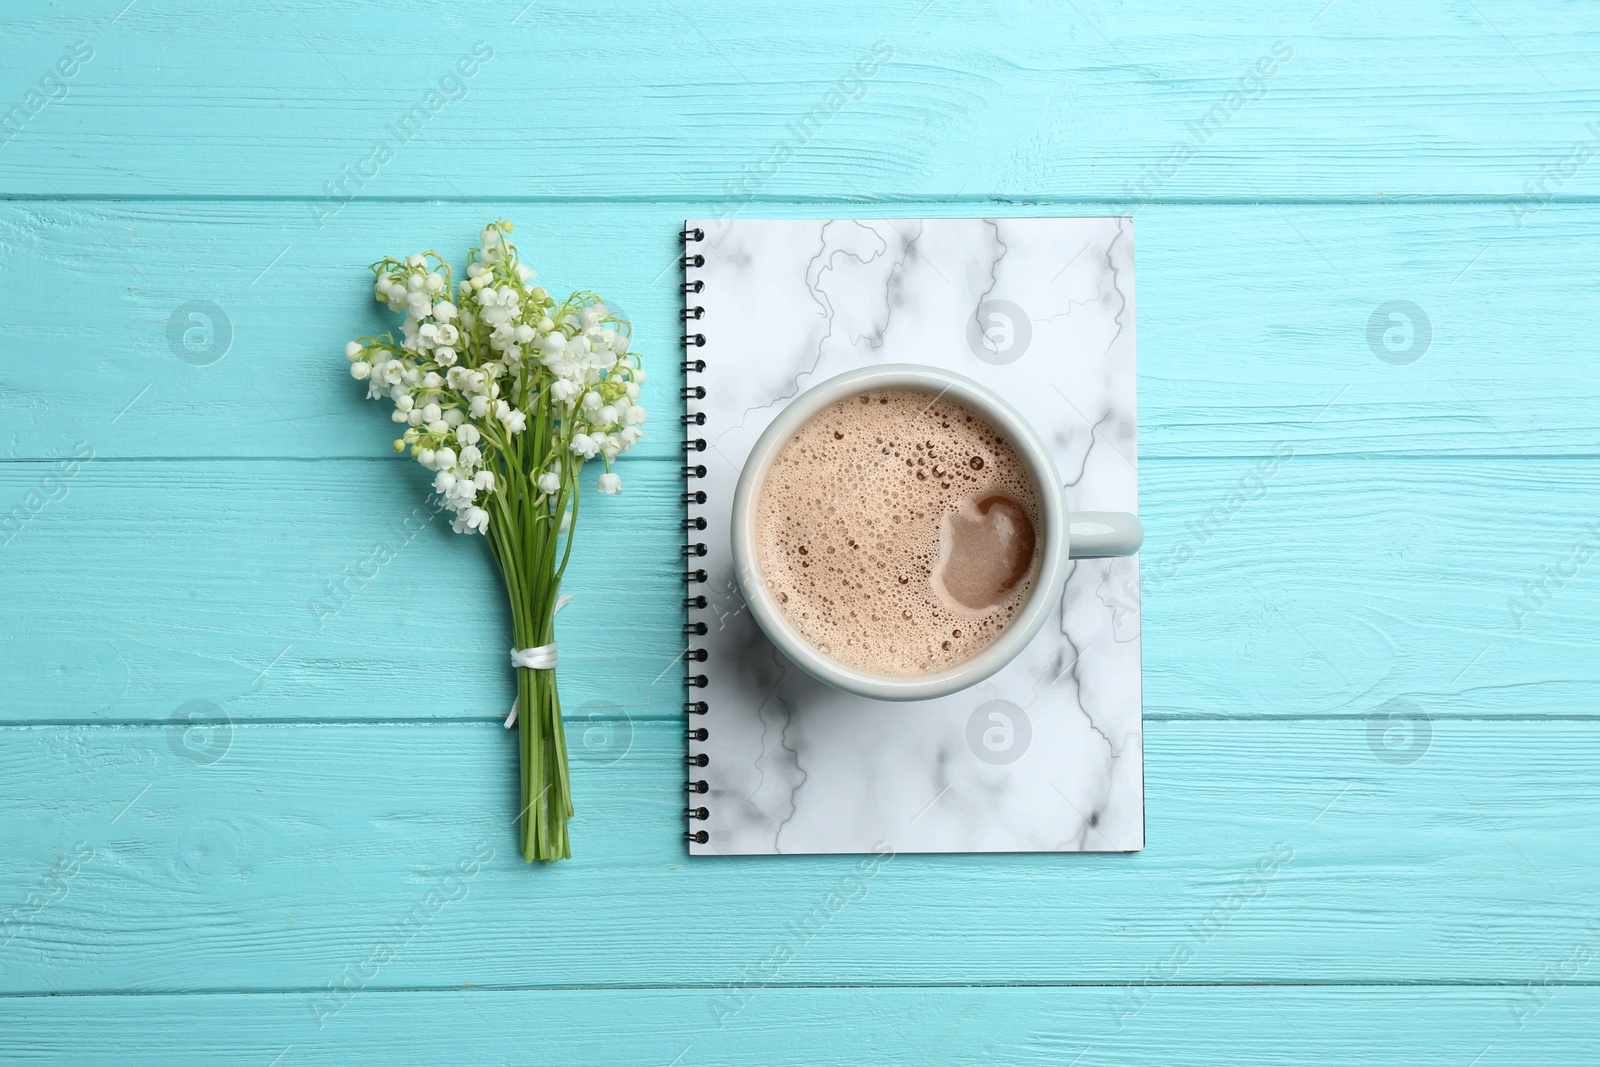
[504,593,573,729]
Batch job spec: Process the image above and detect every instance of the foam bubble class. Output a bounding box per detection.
[755,387,1042,675]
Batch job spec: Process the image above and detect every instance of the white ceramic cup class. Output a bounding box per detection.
[730,364,1142,701]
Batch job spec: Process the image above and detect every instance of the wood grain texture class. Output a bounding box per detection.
[3,0,1598,1058]
[0,456,683,724]
[2,987,1597,1065]
[1,1,1598,201]
[2,457,1594,724]
[1,719,1597,993]
[2,201,1598,461]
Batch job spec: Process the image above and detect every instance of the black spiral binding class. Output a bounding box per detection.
[681,224,711,845]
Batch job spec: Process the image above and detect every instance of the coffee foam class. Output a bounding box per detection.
[754,387,1042,676]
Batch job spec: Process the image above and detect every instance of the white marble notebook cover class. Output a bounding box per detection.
[683,217,1141,855]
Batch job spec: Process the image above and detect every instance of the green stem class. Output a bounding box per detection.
[492,476,573,863]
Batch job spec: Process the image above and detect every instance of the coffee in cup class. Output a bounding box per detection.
[753,387,1042,676]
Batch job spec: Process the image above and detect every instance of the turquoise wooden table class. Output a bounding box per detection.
[4,1,1598,1062]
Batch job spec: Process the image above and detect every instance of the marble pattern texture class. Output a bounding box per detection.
[685,218,1140,855]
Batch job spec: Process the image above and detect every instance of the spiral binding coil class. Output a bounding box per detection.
[682,223,710,845]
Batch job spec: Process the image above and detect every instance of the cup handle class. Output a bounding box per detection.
[1067,511,1143,558]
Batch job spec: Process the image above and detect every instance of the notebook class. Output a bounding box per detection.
[680,217,1142,855]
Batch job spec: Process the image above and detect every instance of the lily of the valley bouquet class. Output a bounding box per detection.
[345,221,646,862]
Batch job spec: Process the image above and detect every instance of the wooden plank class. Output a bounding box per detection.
[1,718,1597,993]
[2,201,1597,462]
[0,201,692,462]
[2,456,1594,724]
[1,2,1597,201]
[1,0,1592,1048]
[1,986,1597,1065]
[0,457,685,725]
